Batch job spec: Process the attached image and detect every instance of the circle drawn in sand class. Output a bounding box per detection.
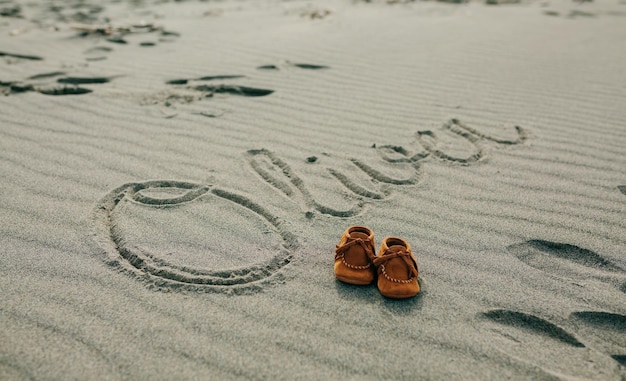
[93,180,296,293]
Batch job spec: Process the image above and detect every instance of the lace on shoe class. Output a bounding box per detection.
[373,249,418,283]
[334,238,375,269]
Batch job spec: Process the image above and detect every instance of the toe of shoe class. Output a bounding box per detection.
[334,262,375,285]
[378,279,420,299]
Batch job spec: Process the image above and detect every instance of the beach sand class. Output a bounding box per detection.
[1,0,625,379]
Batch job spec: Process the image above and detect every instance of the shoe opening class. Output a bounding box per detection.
[348,226,371,237]
[385,237,407,249]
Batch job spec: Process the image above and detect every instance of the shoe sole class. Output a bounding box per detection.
[380,291,419,299]
[335,275,373,286]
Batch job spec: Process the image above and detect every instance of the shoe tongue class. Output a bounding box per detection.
[350,232,369,240]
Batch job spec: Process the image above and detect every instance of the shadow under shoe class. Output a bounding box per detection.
[374,237,420,299]
[334,226,376,285]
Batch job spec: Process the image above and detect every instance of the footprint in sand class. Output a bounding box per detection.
[570,311,626,334]
[193,84,274,97]
[83,46,113,62]
[507,239,626,291]
[257,62,330,71]
[0,50,43,62]
[0,3,22,18]
[481,308,626,375]
[506,240,626,367]
[158,74,274,110]
[480,309,596,378]
[0,71,115,96]
[156,62,327,113]
[612,355,626,367]
[166,75,247,86]
[482,309,585,347]
[93,180,296,294]
[415,118,528,165]
[73,23,179,48]
[569,311,626,364]
[618,185,626,196]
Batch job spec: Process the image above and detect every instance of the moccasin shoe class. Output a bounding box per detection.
[334,226,376,285]
[374,237,420,298]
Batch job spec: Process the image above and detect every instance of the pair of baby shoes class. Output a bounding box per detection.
[334,225,420,299]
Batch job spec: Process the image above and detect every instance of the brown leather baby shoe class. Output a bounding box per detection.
[334,226,376,285]
[373,237,420,298]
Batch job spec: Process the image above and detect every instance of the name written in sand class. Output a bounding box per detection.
[93,119,529,293]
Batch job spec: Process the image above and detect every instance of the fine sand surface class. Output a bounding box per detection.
[1,0,626,379]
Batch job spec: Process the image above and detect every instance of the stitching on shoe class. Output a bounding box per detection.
[379,264,415,284]
[340,252,371,270]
